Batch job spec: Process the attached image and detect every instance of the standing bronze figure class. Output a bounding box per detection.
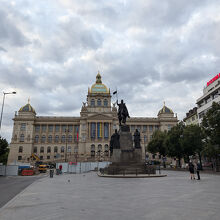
[110,129,120,156]
[117,100,130,125]
[133,129,141,148]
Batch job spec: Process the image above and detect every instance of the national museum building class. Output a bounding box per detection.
[7,73,178,164]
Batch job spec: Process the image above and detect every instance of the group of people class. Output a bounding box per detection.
[189,161,201,180]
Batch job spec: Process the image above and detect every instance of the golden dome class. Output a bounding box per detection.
[158,102,173,115]
[90,72,109,94]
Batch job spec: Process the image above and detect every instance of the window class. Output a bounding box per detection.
[20,134,24,142]
[144,135,147,143]
[61,135,66,143]
[131,125,135,132]
[74,125,79,141]
[91,144,95,157]
[97,99,101,106]
[47,156,50,159]
[167,125,172,131]
[54,146,58,153]
[35,125,40,132]
[104,123,109,138]
[91,123,96,139]
[104,99,108,106]
[143,125,147,132]
[82,134,86,141]
[20,123,26,131]
[27,135,30,141]
[34,147,37,153]
[68,125,73,132]
[18,146,23,153]
[14,135,17,141]
[55,125,60,132]
[91,99,95,107]
[61,146,65,153]
[48,125,53,132]
[18,156,22,160]
[152,154,156,159]
[67,146,71,153]
[74,146,78,153]
[68,135,72,143]
[41,135,46,143]
[97,144,102,156]
[149,125,153,132]
[40,156,43,160]
[47,147,51,153]
[35,135,39,143]
[55,135,59,143]
[137,125,141,132]
[42,125,47,132]
[155,125,159,130]
[104,144,109,156]
[62,125,67,132]
[40,147,44,153]
[48,135,52,143]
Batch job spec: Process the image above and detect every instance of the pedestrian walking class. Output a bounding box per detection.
[59,164,62,174]
[196,162,201,180]
[189,161,195,180]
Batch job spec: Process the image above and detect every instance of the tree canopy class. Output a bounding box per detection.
[0,136,9,164]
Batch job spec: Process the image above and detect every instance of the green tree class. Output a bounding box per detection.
[165,122,185,168]
[202,102,220,166]
[182,124,203,169]
[0,136,9,165]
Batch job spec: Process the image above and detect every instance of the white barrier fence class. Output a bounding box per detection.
[56,162,111,174]
[0,165,18,176]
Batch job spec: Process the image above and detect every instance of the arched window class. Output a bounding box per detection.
[55,135,59,143]
[104,144,109,156]
[20,134,24,142]
[47,146,51,153]
[48,135,52,143]
[68,146,71,153]
[40,147,44,153]
[91,144,95,157]
[35,135,39,143]
[61,135,66,143]
[97,99,101,106]
[61,146,65,153]
[91,99,95,107]
[34,146,37,153]
[41,135,46,143]
[97,144,102,156]
[54,146,58,153]
[68,135,72,143]
[104,99,108,106]
[18,146,23,153]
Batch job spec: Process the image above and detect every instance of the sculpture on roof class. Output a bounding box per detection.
[117,99,130,126]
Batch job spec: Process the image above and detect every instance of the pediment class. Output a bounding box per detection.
[87,113,113,121]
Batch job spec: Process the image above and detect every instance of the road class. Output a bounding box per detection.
[0,175,43,208]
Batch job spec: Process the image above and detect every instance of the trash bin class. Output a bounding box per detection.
[50,169,54,178]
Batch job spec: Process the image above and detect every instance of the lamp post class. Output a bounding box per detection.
[65,128,69,162]
[0,91,16,133]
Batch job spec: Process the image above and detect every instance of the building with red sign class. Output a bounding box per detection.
[197,74,220,124]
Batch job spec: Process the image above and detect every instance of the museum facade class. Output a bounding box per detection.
[7,73,178,164]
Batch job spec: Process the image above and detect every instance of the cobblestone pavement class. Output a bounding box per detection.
[0,171,219,220]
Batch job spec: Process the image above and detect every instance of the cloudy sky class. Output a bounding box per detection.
[0,0,220,141]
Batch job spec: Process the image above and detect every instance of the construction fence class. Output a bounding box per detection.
[0,165,18,176]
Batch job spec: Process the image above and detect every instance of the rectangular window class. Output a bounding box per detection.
[149,125,153,132]
[91,123,96,139]
[144,135,147,143]
[168,125,172,131]
[55,125,60,132]
[20,123,26,131]
[40,156,43,160]
[155,125,159,130]
[137,125,141,132]
[48,125,53,132]
[82,134,86,141]
[68,125,73,132]
[35,125,40,132]
[42,125,47,132]
[47,156,50,159]
[131,125,135,132]
[62,125,67,132]
[18,156,22,160]
[143,125,147,132]
[97,123,102,139]
[104,123,109,138]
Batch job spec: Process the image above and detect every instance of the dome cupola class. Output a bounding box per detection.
[158,102,174,116]
[18,99,36,114]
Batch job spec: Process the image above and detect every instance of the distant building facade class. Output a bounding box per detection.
[183,107,198,126]
[197,73,220,124]
[8,73,178,164]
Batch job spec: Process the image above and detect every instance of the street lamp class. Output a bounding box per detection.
[0,91,16,133]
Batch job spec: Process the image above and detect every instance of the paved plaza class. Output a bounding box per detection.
[0,170,219,220]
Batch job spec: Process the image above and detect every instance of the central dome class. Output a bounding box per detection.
[90,72,109,94]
